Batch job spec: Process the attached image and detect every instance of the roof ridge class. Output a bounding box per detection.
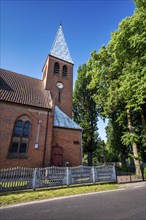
[0,68,42,82]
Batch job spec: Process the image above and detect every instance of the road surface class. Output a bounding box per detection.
[1,184,146,220]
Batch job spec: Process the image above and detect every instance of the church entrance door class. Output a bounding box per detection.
[51,147,63,166]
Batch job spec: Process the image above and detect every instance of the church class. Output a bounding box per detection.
[0,24,83,169]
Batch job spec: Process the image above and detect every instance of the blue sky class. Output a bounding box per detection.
[1,0,136,141]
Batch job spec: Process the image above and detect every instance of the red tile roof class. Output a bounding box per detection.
[0,68,52,109]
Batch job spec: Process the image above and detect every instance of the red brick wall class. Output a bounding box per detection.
[52,127,82,166]
[0,102,53,169]
[0,102,82,169]
[43,55,73,118]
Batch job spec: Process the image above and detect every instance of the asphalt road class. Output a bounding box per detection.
[1,185,146,220]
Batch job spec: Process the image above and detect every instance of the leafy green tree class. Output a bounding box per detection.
[111,5,146,174]
[134,0,146,10]
[92,139,107,165]
[73,64,99,166]
[106,118,129,165]
[88,1,146,175]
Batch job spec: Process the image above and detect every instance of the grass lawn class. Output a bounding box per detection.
[0,183,118,207]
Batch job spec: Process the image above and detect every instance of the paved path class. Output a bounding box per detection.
[119,181,146,189]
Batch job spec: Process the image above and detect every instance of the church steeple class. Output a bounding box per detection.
[42,24,74,118]
[50,24,74,64]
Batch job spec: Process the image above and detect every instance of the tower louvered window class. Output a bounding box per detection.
[62,65,67,77]
[9,116,31,157]
[54,62,59,75]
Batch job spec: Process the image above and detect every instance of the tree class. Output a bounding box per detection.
[134,0,146,10]
[106,118,129,165]
[87,2,146,175]
[110,5,146,175]
[73,64,99,166]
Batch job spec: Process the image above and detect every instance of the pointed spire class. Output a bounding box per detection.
[50,24,74,64]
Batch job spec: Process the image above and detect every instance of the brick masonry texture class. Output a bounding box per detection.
[0,53,82,169]
[52,127,82,166]
[0,103,52,169]
[0,101,82,168]
[43,55,73,118]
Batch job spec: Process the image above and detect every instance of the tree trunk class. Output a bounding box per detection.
[127,109,142,176]
[121,151,127,167]
[87,151,93,166]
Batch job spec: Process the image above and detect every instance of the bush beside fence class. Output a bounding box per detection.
[0,165,116,192]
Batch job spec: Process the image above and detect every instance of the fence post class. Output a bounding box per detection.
[66,167,70,186]
[32,168,37,191]
[112,165,117,182]
[92,166,96,184]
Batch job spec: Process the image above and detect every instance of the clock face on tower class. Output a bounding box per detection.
[56,82,64,89]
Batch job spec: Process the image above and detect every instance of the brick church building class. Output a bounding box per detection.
[0,24,82,169]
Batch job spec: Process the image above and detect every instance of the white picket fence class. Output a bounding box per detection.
[0,165,116,191]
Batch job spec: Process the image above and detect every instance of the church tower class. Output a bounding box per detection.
[42,24,74,118]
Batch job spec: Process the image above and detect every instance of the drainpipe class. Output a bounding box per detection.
[43,109,49,167]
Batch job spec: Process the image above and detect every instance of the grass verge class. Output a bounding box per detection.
[0,183,118,207]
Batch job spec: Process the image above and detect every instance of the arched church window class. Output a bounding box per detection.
[9,116,31,157]
[54,62,59,75]
[62,65,67,77]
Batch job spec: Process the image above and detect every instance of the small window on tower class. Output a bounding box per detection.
[73,141,79,145]
[62,65,67,78]
[54,62,59,75]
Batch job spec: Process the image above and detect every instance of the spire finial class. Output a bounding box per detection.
[60,20,62,27]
